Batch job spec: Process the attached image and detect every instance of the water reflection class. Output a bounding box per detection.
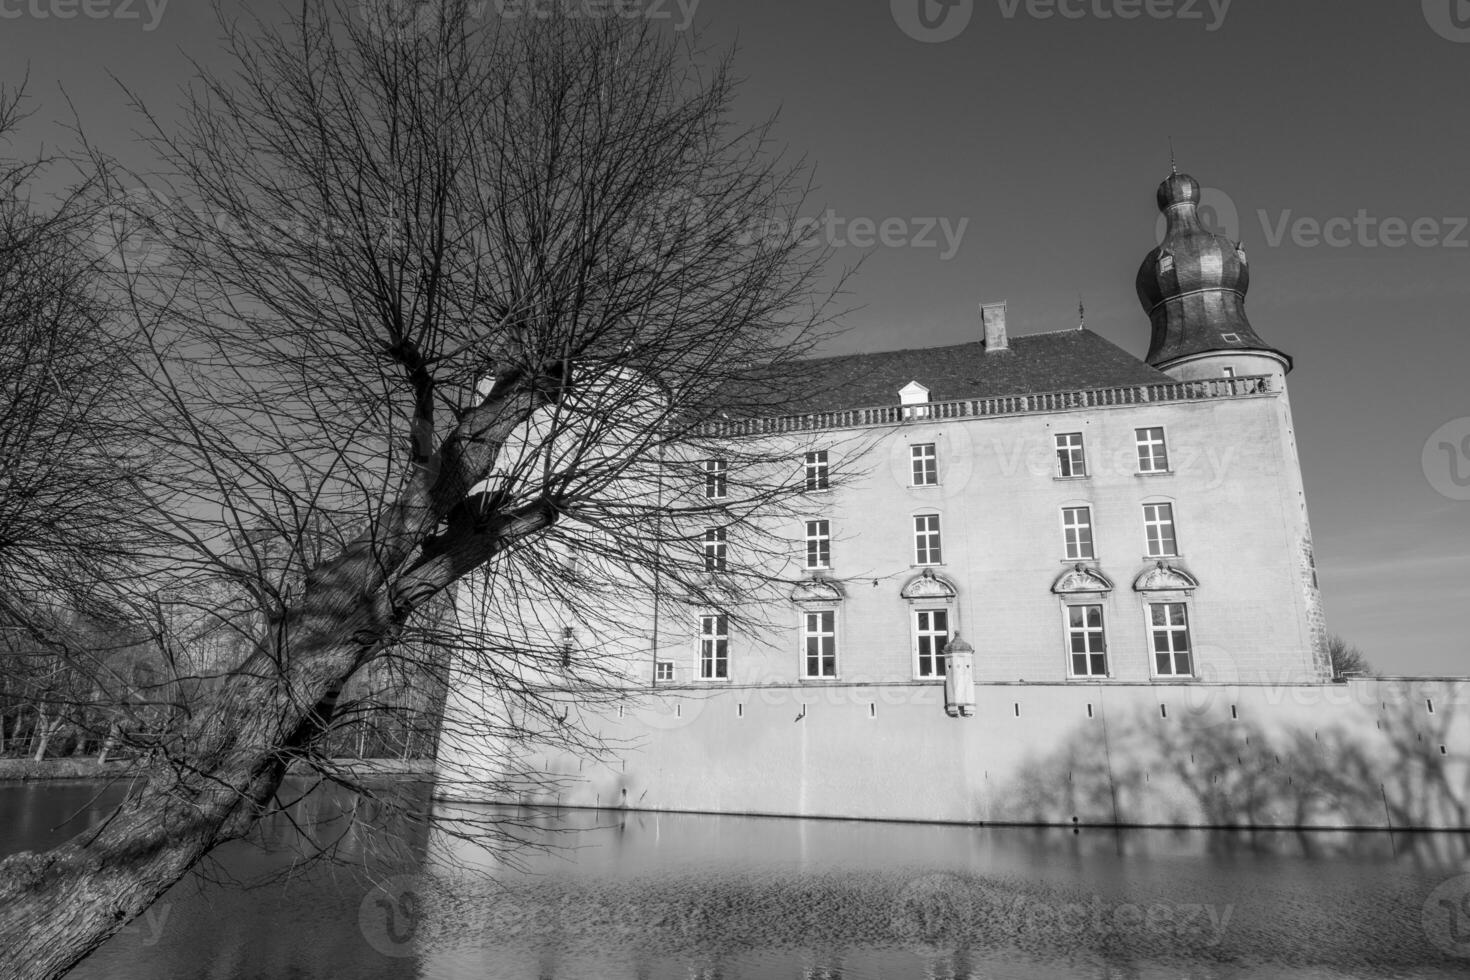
[1,783,1466,979]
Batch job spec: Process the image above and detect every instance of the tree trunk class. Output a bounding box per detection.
[96,723,119,766]
[0,496,557,980]
[31,712,58,763]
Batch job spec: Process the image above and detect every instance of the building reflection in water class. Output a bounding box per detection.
[12,781,1462,980]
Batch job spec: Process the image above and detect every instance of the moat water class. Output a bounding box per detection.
[4,779,1470,979]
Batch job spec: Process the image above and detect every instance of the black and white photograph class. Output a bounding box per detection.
[1,2,1467,978]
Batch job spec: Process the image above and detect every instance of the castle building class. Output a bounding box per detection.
[437,173,1435,831]
[653,171,1329,692]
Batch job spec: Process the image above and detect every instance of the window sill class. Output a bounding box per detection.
[1142,554,1183,562]
[1053,475,1090,482]
[1060,556,1099,564]
[1150,675,1198,683]
[1135,470,1174,478]
[909,483,941,489]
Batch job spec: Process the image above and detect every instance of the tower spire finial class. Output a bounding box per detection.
[1168,136,1177,175]
[1077,295,1086,330]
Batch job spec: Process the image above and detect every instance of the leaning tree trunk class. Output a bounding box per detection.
[0,494,557,980]
[30,712,60,763]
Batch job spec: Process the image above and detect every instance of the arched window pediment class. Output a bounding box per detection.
[1133,561,1200,593]
[790,577,846,604]
[1052,564,1114,595]
[900,568,959,601]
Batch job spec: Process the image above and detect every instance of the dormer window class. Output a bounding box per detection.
[899,381,931,419]
[1158,252,1175,274]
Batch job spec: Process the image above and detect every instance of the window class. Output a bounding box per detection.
[1142,503,1178,557]
[914,514,942,565]
[804,450,829,492]
[1150,603,1193,676]
[655,660,674,682]
[914,609,949,678]
[911,443,938,486]
[703,527,727,572]
[1055,432,1087,478]
[1135,427,1169,473]
[1222,366,1236,379]
[1062,507,1095,560]
[700,614,729,679]
[803,609,837,678]
[805,520,831,569]
[1067,605,1108,677]
[704,459,727,499]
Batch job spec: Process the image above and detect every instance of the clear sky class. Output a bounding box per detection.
[3,0,1467,674]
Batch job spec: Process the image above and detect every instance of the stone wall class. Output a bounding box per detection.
[437,677,1469,830]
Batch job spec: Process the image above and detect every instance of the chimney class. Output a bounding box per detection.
[982,301,1008,353]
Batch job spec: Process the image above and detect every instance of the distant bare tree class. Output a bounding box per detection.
[1327,635,1374,679]
[0,4,846,977]
[0,84,163,769]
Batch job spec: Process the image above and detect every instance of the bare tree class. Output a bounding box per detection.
[1327,635,1374,679]
[0,83,164,769]
[0,4,846,977]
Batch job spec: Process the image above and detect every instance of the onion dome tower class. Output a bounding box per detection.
[1137,171,1292,383]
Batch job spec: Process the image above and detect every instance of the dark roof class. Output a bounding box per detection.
[776,329,1174,415]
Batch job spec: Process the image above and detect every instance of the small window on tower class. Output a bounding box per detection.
[1159,253,1175,274]
[1220,332,1242,344]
